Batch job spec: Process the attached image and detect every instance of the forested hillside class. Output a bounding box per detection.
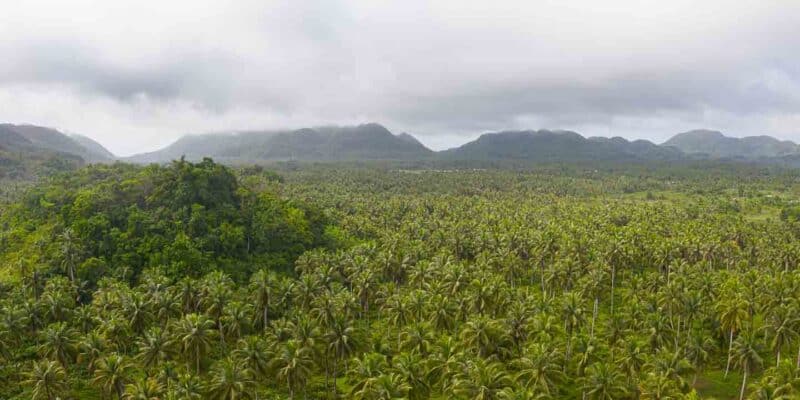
[3,162,800,399]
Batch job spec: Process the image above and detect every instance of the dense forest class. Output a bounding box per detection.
[3,160,800,399]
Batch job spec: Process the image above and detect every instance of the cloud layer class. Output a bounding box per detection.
[1,0,799,155]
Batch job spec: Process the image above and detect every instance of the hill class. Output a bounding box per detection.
[127,123,434,163]
[663,129,800,159]
[0,125,87,182]
[440,129,683,162]
[0,124,115,163]
[70,134,116,160]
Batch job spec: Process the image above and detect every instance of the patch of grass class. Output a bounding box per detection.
[694,369,751,400]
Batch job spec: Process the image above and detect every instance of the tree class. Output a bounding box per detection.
[514,343,564,396]
[762,306,799,367]
[123,377,164,400]
[232,336,271,383]
[326,316,359,397]
[581,363,628,400]
[206,357,255,400]
[136,327,174,371]
[93,353,135,399]
[733,329,765,400]
[24,360,67,400]
[717,291,748,378]
[174,313,217,374]
[450,359,511,400]
[38,322,78,368]
[272,339,315,399]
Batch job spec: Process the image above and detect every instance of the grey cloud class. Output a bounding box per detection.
[0,0,799,155]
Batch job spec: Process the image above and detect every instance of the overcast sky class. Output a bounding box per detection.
[1,0,799,156]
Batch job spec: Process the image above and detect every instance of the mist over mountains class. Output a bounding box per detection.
[3,122,800,170]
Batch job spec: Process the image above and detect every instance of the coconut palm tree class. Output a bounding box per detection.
[38,322,78,368]
[514,343,564,396]
[24,360,67,400]
[762,306,799,367]
[272,339,315,399]
[249,269,278,330]
[326,316,359,397]
[717,292,748,378]
[174,313,217,374]
[581,363,628,400]
[123,377,164,400]
[93,353,135,399]
[232,336,272,383]
[450,359,512,400]
[78,331,106,372]
[136,326,174,371]
[351,372,410,400]
[732,328,765,400]
[206,357,255,400]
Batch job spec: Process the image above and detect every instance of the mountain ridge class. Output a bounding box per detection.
[663,129,799,159]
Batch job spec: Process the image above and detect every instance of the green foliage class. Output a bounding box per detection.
[4,162,800,399]
[0,158,331,283]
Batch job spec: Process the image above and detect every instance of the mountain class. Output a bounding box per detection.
[127,123,434,163]
[70,134,116,160]
[441,130,683,162]
[0,124,115,162]
[0,125,83,180]
[663,129,800,159]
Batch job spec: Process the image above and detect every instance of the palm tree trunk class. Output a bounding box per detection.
[796,344,800,368]
[610,264,616,316]
[739,368,747,400]
[590,297,598,340]
[332,355,338,399]
[725,329,733,378]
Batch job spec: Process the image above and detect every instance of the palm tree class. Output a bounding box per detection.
[351,372,410,400]
[93,353,135,399]
[581,363,628,400]
[171,373,204,400]
[762,306,799,367]
[460,316,505,358]
[450,359,512,400]
[206,357,255,400]
[250,270,277,329]
[326,316,359,397]
[393,352,432,400]
[647,349,693,392]
[174,313,217,374]
[348,352,388,397]
[561,291,586,366]
[136,326,174,371]
[746,360,800,400]
[78,331,106,372]
[399,323,435,356]
[638,371,683,400]
[123,377,164,400]
[717,293,748,378]
[514,343,564,396]
[59,228,83,282]
[24,360,67,400]
[732,328,765,400]
[684,334,714,386]
[232,336,272,383]
[272,339,315,399]
[38,322,78,368]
